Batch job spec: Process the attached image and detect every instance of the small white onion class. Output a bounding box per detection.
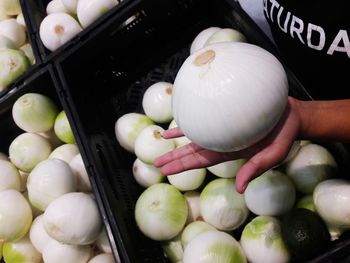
[27,158,77,211]
[162,234,183,263]
[241,216,290,263]
[38,128,63,149]
[135,183,188,241]
[39,13,82,51]
[0,0,22,16]
[207,159,246,178]
[313,179,350,240]
[54,110,76,144]
[88,253,115,263]
[172,42,288,152]
[244,170,296,216]
[168,168,206,191]
[168,119,192,147]
[95,229,112,254]
[12,93,59,133]
[183,231,247,263]
[115,112,154,153]
[9,133,52,173]
[142,82,173,123]
[3,235,42,263]
[47,0,69,14]
[286,143,337,194]
[29,215,54,253]
[0,48,30,92]
[61,0,79,14]
[49,143,79,163]
[0,35,15,49]
[42,239,91,263]
[20,43,35,65]
[183,191,201,223]
[204,28,247,46]
[0,19,26,47]
[132,158,164,188]
[16,13,25,27]
[77,0,118,28]
[69,153,92,192]
[134,125,175,164]
[200,178,249,231]
[18,170,28,192]
[23,191,43,218]
[43,192,102,245]
[296,195,315,212]
[0,159,21,191]
[190,27,221,54]
[181,221,216,248]
[0,190,33,242]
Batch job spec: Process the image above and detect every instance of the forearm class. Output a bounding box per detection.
[294,98,350,143]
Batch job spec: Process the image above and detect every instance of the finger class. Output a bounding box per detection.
[154,143,203,167]
[162,127,184,139]
[235,140,291,193]
[159,149,243,175]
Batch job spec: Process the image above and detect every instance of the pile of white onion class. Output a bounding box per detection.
[40,0,120,51]
[0,91,117,263]
[0,0,35,92]
[112,26,350,263]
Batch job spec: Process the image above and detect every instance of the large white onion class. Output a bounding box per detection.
[135,183,188,241]
[0,190,33,242]
[286,143,337,194]
[244,170,296,216]
[43,192,102,245]
[183,231,247,263]
[200,178,249,231]
[172,42,288,152]
[313,179,350,240]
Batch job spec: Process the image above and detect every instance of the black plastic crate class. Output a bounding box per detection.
[46,0,350,262]
[0,65,119,262]
[19,0,130,63]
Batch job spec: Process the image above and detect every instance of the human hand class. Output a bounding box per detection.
[154,97,302,193]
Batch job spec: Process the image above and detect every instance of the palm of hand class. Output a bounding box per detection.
[154,97,301,193]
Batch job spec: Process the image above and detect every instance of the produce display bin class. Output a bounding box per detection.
[0,64,118,263]
[20,0,129,62]
[33,0,349,262]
